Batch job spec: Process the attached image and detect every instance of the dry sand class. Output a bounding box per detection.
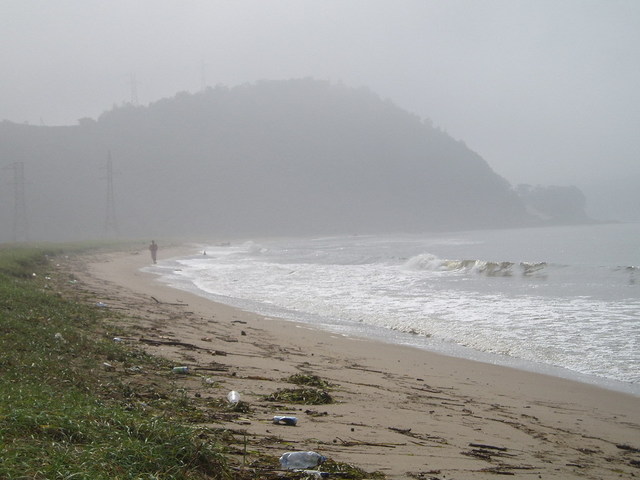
[66,244,639,479]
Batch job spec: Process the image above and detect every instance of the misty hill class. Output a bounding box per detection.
[516,184,592,225]
[1,79,583,242]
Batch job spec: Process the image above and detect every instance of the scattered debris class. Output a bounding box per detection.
[138,337,211,351]
[336,438,402,448]
[273,415,298,426]
[287,373,333,389]
[305,409,329,417]
[150,296,187,306]
[469,443,508,451]
[279,451,327,470]
[617,444,640,453]
[388,427,448,444]
[264,387,333,405]
[227,390,241,404]
[461,445,516,462]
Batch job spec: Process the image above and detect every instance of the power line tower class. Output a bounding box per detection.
[129,73,139,106]
[10,161,29,243]
[104,151,118,237]
[200,60,208,92]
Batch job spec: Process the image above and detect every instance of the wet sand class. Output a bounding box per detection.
[68,244,639,479]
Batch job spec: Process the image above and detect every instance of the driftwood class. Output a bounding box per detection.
[138,337,209,351]
[194,364,229,372]
[150,295,188,306]
[335,437,403,448]
[411,385,443,394]
[479,467,515,475]
[346,365,385,374]
[617,444,640,453]
[469,443,508,451]
[389,427,448,444]
[389,427,411,434]
[462,446,517,462]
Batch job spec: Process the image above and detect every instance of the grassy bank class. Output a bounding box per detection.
[1,245,381,480]
[0,245,231,480]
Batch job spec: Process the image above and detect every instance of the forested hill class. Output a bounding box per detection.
[2,79,540,242]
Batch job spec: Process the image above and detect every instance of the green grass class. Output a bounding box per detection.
[0,244,385,480]
[0,245,232,480]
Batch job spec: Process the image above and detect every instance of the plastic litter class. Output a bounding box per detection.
[273,415,298,426]
[279,451,327,470]
[172,366,189,374]
[227,390,241,403]
[95,302,108,308]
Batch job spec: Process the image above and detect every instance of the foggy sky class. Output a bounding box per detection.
[2,0,639,190]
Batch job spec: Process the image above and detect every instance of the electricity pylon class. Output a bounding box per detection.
[129,73,139,106]
[104,151,118,237]
[10,162,29,243]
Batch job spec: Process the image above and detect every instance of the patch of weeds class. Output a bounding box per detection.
[0,246,236,479]
[264,387,333,405]
[208,397,252,413]
[228,400,252,413]
[322,459,386,479]
[287,373,334,389]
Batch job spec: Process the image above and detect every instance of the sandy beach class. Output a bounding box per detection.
[65,244,639,479]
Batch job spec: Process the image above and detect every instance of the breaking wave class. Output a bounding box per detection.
[404,253,546,277]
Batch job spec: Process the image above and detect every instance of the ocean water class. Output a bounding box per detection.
[146,223,640,395]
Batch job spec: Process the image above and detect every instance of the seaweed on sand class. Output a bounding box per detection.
[264,387,333,405]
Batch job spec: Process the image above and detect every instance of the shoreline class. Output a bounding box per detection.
[71,244,640,479]
[150,273,640,398]
[148,246,640,398]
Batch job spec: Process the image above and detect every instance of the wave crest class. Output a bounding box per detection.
[404,254,546,277]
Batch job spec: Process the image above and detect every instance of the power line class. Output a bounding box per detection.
[9,162,29,242]
[129,73,139,106]
[200,60,208,92]
[104,151,118,237]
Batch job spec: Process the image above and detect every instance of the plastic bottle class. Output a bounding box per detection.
[279,451,327,470]
[172,366,189,374]
[227,390,241,403]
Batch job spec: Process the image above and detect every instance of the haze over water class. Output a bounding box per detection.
[147,223,640,396]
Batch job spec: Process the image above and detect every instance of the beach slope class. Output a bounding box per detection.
[69,245,639,479]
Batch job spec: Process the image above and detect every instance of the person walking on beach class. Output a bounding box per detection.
[149,240,158,264]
